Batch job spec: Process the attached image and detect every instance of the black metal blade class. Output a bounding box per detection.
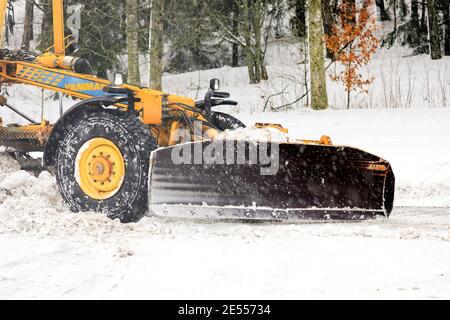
[149,140,395,221]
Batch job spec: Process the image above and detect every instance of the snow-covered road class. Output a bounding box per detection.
[1,108,450,299]
[1,207,450,300]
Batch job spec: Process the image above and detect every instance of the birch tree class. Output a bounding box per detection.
[376,0,390,21]
[37,0,53,52]
[410,0,420,48]
[443,0,450,56]
[149,0,163,90]
[309,0,329,110]
[288,0,307,37]
[322,0,334,58]
[21,0,34,50]
[126,0,141,86]
[242,0,257,83]
[427,0,442,60]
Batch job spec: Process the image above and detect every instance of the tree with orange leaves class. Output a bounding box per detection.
[325,0,380,109]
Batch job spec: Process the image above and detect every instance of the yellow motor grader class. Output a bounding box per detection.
[0,0,395,222]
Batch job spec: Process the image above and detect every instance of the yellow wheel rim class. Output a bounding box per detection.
[76,138,125,200]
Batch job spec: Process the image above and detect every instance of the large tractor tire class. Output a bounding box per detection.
[210,112,246,131]
[55,108,157,223]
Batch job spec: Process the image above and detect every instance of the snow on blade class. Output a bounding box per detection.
[215,126,291,143]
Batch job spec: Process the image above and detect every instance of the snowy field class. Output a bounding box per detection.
[1,108,450,300]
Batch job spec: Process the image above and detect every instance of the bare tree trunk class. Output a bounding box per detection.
[444,0,450,56]
[148,0,153,86]
[242,0,256,84]
[420,1,428,36]
[37,0,53,52]
[150,0,164,90]
[427,0,442,60]
[309,0,329,110]
[253,0,263,83]
[232,5,240,67]
[294,0,307,37]
[21,0,34,50]
[346,43,353,109]
[322,0,334,59]
[332,0,339,13]
[400,0,408,21]
[126,0,141,86]
[393,0,398,34]
[376,0,390,21]
[261,61,268,81]
[244,48,256,83]
[410,0,420,47]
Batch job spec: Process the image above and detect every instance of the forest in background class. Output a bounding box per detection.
[3,0,450,110]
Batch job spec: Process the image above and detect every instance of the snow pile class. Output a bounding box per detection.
[0,153,205,240]
[0,153,21,174]
[0,161,65,215]
[216,126,291,143]
[0,154,113,238]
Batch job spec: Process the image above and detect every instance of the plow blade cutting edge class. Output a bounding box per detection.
[149,140,395,221]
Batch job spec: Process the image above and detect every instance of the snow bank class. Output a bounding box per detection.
[0,155,119,238]
[0,153,21,174]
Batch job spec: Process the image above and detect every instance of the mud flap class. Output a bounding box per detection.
[149,140,395,221]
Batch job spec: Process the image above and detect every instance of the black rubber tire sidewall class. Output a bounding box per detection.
[55,108,156,223]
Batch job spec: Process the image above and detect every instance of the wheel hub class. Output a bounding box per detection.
[76,138,125,200]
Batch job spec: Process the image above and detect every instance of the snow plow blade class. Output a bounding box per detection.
[149,141,395,221]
